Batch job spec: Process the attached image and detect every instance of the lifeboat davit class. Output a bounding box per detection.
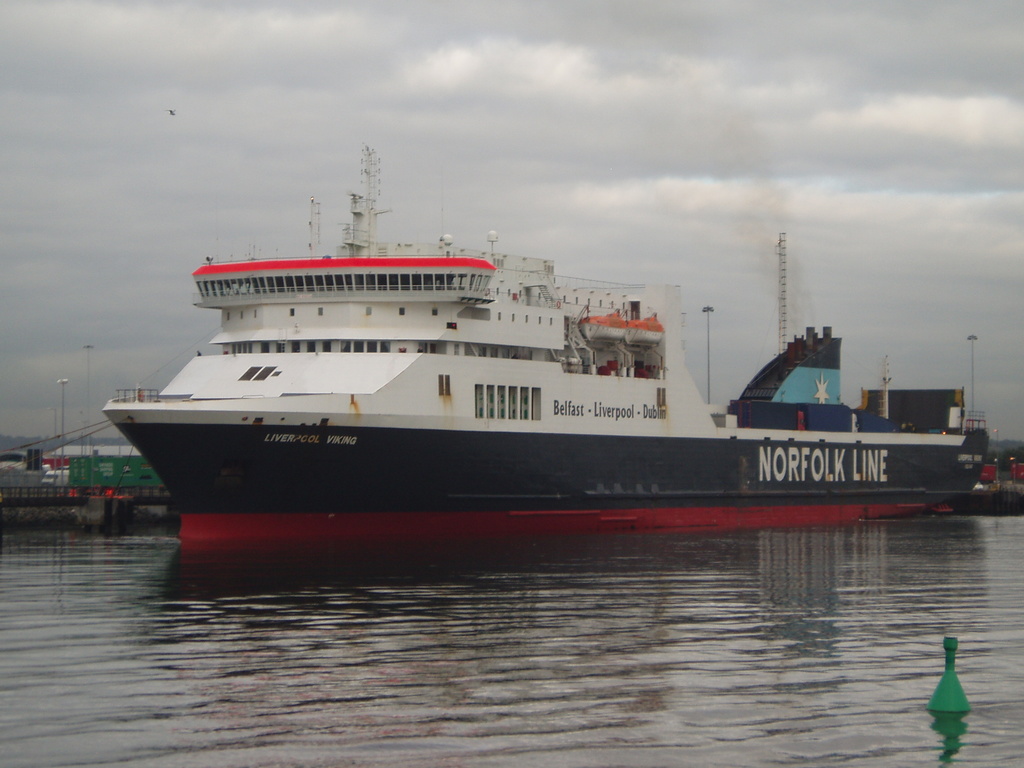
[578,311,628,341]
[625,315,664,345]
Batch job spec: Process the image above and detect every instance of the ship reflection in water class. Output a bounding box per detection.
[154,517,1001,767]
[7,517,1024,767]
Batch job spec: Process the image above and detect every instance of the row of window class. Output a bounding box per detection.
[227,341,544,358]
[475,384,541,421]
[226,307,438,320]
[199,271,491,298]
[231,340,408,354]
[229,340,451,355]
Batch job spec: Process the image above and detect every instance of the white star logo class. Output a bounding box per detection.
[814,374,830,404]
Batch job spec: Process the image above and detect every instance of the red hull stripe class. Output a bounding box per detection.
[193,257,496,276]
[180,503,925,542]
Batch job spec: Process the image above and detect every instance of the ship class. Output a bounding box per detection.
[103,148,988,542]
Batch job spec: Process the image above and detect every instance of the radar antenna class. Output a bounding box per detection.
[343,145,390,256]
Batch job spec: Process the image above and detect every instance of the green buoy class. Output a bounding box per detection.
[927,636,970,714]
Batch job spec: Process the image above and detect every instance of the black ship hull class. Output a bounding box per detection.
[116,420,987,541]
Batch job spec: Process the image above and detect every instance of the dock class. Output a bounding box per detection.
[0,486,175,534]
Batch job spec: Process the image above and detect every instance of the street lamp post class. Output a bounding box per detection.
[84,345,94,485]
[702,306,714,404]
[57,378,69,485]
[967,334,978,414]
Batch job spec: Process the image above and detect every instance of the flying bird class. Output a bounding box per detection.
[166,109,176,115]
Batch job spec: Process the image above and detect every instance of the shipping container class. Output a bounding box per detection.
[800,403,854,432]
[854,410,899,433]
[69,455,163,487]
[733,400,801,430]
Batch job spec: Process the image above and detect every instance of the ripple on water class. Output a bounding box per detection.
[2,518,1023,766]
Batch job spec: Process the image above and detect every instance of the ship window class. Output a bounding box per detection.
[323,341,332,352]
[475,384,484,418]
[354,341,364,353]
[341,341,351,352]
[318,307,324,316]
[365,306,372,316]
[432,307,438,316]
[497,385,506,418]
[307,341,316,353]
[261,342,270,353]
[254,366,276,381]
[412,274,422,290]
[315,275,325,289]
[292,341,301,353]
[438,374,451,396]
[423,273,433,289]
[380,341,390,352]
[289,308,295,317]
[367,341,378,353]
[239,366,261,381]
[354,274,364,289]
[486,385,495,419]
[389,274,399,290]
[520,387,530,420]
[399,307,406,316]
[509,386,518,419]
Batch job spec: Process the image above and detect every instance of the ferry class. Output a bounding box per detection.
[104,148,987,541]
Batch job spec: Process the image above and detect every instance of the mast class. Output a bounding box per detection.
[880,355,892,420]
[308,197,320,258]
[776,233,787,355]
[343,145,388,256]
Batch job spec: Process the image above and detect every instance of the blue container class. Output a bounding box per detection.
[801,403,853,432]
[854,410,899,433]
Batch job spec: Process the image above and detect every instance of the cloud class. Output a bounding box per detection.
[815,94,1024,149]
[0,0,1021,440]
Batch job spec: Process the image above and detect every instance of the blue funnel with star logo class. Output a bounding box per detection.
[738,326,840,404]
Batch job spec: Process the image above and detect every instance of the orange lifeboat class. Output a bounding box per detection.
[578,310,628,342]
[625,315,664,345]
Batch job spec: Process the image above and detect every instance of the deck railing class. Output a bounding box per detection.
[111,388,161,403]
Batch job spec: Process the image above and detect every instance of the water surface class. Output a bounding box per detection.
[2,517,1023,766]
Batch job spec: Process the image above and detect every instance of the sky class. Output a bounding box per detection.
[1,0,1021,442]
